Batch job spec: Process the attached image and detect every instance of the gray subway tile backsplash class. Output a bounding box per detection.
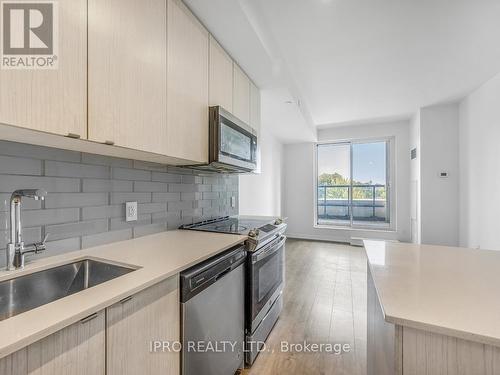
[82,179,133,193]
[167,200,193,212]
[45,160,110,179]
[0,227,41,250]
[0,155,42,175]
[168,183,198,193]
[203,191,220,200]
[81,153,133,168]
[0,193,42,210]
[111,192,152,204]
[152,192,181,203]
[81,229,133,249]
[0,175,80,193]
[81,205,124,220]
[110,214,151,231]
[138,202,168,215]
[0,140,238,268]
[22,208,80,227]
[45,192,109,209]
[45,237,82,258]
[181,192,202,201]
[151,172,182,183]
[112,167,151,181]
[134,181,168,192]
[0,140,81,162]
[133,223,167,238]
[46,219,109,241]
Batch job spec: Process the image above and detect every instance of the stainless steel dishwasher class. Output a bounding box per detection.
[180,245,246,375]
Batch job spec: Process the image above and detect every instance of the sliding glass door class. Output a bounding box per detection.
[317,143,351,226]
[316,140,391,228]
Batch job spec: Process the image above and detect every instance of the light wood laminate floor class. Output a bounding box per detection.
[243,239,367,375]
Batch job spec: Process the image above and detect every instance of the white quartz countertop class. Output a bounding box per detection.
[0,230,246,359]
[364,240,500,347]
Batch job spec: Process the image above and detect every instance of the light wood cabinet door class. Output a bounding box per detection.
[167,0,209,163]
[249,81,261,133]
[209,35,233,112]
[0,311,105,375]
[106,276,180,375]
[232,64,250,124]
[0,0,87,138]
[88,0,168,154]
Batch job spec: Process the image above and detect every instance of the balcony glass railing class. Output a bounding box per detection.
[317,184,388,223]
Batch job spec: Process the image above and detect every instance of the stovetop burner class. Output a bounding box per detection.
[213,223,248,233]
[180,215,287,251]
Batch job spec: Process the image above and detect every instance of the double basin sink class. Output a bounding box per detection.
[0,259,136,321]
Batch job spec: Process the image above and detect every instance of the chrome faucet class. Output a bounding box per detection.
[6,189,49,271]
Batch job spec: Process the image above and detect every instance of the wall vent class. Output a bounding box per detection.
[411,148,417,160]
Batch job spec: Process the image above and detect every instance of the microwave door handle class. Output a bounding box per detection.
[254,236,286,263]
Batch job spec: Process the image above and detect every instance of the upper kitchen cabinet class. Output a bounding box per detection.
[0,0,87,138]
[250,81,261,133]
[232,64,251,124]
[88,0,168,154]
[209,36,233,112]
[167,0,209,164]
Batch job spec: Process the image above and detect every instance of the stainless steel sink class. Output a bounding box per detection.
[0,259,136,321]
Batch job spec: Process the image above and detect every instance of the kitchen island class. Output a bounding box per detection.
[365,240,500,375]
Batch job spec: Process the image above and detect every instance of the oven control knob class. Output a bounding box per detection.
[274,218,283,225]
[248,228,260,238]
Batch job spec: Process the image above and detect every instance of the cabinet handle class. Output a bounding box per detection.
[120,295,133,304]
[66,133,81,139]
[104,140,115,145]
[80,312,98,324]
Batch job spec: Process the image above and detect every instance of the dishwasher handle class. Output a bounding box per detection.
[215,266,232,282]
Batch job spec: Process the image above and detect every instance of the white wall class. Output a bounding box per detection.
[239,128,284,216]
[419,103,459,246]
[409,111,421,243]
[283,120,411,243]
[459,72,500,250]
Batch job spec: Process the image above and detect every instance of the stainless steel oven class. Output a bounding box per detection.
[246,234,286,365]
[185,106,258,173]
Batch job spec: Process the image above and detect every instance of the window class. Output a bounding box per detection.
[316,139,393,229]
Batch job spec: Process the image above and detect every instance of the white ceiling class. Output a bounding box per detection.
[186,0,500,140]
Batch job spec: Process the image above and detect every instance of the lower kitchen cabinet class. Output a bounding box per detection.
[0,276,179,375]
[0,310,105,375]
[106,276,180,375]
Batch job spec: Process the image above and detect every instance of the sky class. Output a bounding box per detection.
[318,142,387,184]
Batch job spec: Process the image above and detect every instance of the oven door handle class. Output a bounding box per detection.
[253,235,286,263]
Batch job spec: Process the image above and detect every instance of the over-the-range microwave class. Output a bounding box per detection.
[186,106,258,173]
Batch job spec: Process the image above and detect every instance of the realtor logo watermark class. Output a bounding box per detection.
[0,0,58,69]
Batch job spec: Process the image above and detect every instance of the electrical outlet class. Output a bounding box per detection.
[230,196,236,208]
[125,201,138,222]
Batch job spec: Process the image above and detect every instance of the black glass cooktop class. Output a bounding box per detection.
[182,216,277,235]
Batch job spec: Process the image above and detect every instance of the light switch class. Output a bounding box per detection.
[230,196,236,208]
[126,201,138,222]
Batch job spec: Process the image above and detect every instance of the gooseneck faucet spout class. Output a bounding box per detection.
[7,189,48,271]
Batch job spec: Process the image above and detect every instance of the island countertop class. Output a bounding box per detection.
[0,230,246,359]
[364,240,500,347]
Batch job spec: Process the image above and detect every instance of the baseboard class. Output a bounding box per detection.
[286,232,402,246]
[286,232,350,244]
